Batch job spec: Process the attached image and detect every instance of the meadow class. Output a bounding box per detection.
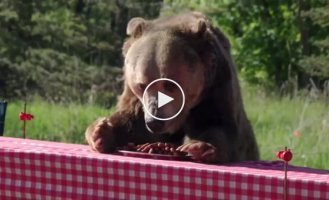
[3,88,328,170]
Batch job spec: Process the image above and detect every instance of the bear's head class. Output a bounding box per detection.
[122,12,232,134]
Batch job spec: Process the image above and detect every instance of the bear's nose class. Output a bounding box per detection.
[145,119,164,133]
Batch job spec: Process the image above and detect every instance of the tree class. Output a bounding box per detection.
[163,0,329,90]
[0,0,163,104]
[299,0,329,85]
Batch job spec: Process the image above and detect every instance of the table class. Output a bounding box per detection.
[0,137,328,199]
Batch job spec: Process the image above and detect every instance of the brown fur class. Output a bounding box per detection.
[85,12,259,163]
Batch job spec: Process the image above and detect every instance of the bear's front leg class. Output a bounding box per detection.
[177,127,238,163]
[85,109,158,153]
[85,117,116,153]
[177,140,218,163]
[85,109,140,153]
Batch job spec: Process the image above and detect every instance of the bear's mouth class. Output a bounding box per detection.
[145,119,165,134]
[145,117,183,134]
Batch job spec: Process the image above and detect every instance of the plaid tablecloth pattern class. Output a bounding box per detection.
[0,137,328,200]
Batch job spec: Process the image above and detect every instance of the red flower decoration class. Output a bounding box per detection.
[19,112,34,121]
[277,149,293,162]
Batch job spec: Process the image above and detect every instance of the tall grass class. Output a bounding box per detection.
[4,99,111,144]
[243,86,329,170]
[3,89,328,169]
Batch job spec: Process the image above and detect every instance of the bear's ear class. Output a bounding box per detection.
[180,18,208,38]
[191,19,207,36]
[126,17,146,38]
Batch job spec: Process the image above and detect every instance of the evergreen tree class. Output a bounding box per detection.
[299,1,329,82]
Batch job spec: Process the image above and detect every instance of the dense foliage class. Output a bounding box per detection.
[299,1,329,79]
[164,0,329,92]
[0,0,162,105]
[0,0,328,103]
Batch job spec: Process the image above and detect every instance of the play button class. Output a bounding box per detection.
[142,78,185,121]
[157,91,174,108]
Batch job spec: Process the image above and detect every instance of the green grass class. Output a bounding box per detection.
[3,90,329,170]
[243,88,329,170]
[4,100,111,144]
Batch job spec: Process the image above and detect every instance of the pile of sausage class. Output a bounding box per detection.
[119,142,187,156]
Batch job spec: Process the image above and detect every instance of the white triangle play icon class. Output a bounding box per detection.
[157,91,174,108]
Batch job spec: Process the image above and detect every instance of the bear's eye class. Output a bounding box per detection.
[137,83,147,92]
[164,82,176,92]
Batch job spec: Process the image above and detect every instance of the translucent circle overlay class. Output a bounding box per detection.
[142,78,185,121]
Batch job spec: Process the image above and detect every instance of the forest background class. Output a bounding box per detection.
[0,0,328,169]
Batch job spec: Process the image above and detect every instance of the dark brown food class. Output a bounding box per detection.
[118,142,187,156]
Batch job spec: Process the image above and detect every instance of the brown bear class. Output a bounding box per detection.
[85,12,259,163]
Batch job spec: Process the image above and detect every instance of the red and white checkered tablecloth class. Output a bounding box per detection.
[0,137,328,200]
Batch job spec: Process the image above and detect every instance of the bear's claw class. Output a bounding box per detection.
[85,117,114,153]
[177,141,218,163]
